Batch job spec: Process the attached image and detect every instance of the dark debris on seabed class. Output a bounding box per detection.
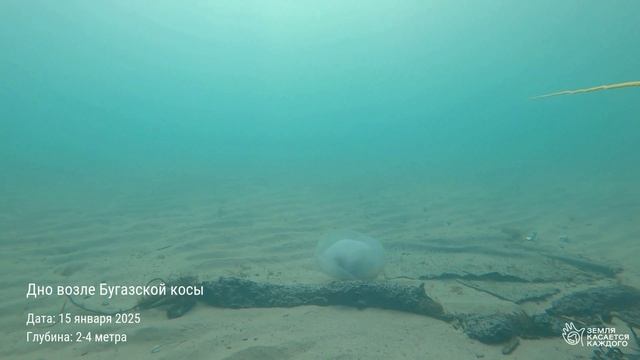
[459,285,640,357]
[76,275,637,357]
[64,258,640,357]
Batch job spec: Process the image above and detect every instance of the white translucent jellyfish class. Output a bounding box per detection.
[315,231,385,280]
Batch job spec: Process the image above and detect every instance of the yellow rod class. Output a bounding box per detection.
[531,80,640,99]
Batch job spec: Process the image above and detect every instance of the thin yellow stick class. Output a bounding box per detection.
[531,81,640,99]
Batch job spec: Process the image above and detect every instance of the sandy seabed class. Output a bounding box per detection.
[1,172,638,360]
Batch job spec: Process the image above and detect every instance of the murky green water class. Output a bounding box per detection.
[2,1,639,359]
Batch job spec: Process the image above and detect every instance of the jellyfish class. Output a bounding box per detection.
[315,231,385,280]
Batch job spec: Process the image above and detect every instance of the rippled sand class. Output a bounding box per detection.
[1,172,637,359]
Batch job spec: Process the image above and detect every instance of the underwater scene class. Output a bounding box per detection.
[1,1,639,359]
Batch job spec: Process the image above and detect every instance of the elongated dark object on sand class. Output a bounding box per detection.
[531,81,640,99]
[201,277,447,320]
[64,276,640,350]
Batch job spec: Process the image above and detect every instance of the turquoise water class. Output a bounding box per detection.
[2,1,639,359]
[3,1,639,187]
